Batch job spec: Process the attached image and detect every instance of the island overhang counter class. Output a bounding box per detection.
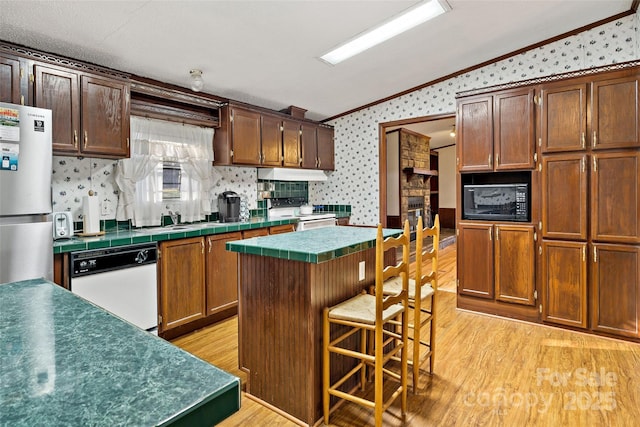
[226,226,400,426]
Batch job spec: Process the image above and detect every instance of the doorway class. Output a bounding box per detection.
[379,114,457,229]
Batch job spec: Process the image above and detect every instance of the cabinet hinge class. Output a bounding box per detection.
[538,245,542,255]
[581,132,585,149]
[158,314,163,325]
[593,246,597,263]
[495,153,500,166]
[29,73,34,83]
[538,221,542,230]
[20,95,24,106]
[533,95,538,105]
[534,290,538,300]
[281,155,284,161]
[582,246,586,262]
[456,279,460,288]
[456,228,459,236]
[456,157,460,166]
[538,163,542,172]
[230,114,234,123]
[534,231,537,242]
[533,152,537,163]
[593,130,597,147]
[280,125,284,132]
[230,150,234,158]
[539,304,542,314]
[299,129,302,135]
[581,157,586,173]
[126,137,130,149]
[593,156,597,172]
[19,67,24,79]
[538,137,542,147]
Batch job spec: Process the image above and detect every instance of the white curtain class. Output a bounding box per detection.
[115,116,220,226]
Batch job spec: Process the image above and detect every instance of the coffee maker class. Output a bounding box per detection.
[218,191,241,222]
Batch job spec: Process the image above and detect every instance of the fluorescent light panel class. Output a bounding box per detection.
[320,0,449,65]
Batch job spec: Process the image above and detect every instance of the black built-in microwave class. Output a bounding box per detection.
[462,183,529,222]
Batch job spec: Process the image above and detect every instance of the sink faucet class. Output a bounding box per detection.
[168,210,180,225]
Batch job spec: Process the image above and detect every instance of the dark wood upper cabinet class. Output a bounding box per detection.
[591,75,640,150]
[457,222,494,299]
[229,107,262,165]
[458,95,493,171]
[539,82,587,153]
[282,119,301,168]
[541,239,588,328]
[34,64,130,158]
[80,75,129,158]
[591,243,640,338]
[493,88,535,170]
[260,114,283,167]
[316,125,335,171]
[214,103,333,169]
[591,151,640,244]
[34,65,80,154]
[541,153,588,240]
[0,53,21,104]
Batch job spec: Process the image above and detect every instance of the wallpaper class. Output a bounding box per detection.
[311,12,639,225]
[52,13,639,225]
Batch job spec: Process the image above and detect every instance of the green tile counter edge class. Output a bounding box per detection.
[226,226,402,264]
[0,279,240,427]
[53,213,350,254]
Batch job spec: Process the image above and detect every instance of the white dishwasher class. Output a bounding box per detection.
[69,243,158,332]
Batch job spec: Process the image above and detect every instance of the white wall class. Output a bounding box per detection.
[435,146,456,209]
[310,12,639,225]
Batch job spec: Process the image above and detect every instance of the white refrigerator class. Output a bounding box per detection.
[0,102,53,284]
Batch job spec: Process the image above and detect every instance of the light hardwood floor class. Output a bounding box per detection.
[172,245,640,426]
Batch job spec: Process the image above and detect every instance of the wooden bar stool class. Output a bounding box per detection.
[322,221,410,427]
[383,215,440,391]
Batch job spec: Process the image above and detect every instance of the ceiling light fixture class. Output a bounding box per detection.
[190,69,204,92]
[449,124,456,138]
[319,0,450,66]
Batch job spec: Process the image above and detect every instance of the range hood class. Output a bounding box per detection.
[257,168,328,182]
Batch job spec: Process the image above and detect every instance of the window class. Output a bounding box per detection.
[162,162,182,200]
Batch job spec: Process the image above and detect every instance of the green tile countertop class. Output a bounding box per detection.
[0,278,240,427]
[53,213,350,254]
[226,226,402,263]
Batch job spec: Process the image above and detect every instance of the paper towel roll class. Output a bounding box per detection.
[83,195,100,234]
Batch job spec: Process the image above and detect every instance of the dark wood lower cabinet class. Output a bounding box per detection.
[206,232,242,316]
[158,237,207,333]
[541,240,588,329]
[591,243,640,338]
[495,225,536,306]
[458,222,494,299]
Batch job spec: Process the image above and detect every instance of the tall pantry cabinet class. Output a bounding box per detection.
[539,69,640,338]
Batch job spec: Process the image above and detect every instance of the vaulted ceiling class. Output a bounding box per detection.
[0,1,634,121]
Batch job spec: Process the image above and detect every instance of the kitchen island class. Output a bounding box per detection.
[226,226,399,426]
[0,279,240,427]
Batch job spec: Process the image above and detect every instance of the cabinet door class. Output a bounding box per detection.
[282,119,301,168]
[591,243,640,338]
[591,75,640,150]
[541,240,588,328]
[0,54,21,104]
[34,64,80,154]
[458,95,493,172]
[539,83,587,153]
[159,238,206,332]
[231,107,261,165]
[317,126,335,170]
[301,123,318,169]
[591,151,640,244]
[494,88,535,170]
[458,222,494,299]
[206,232,242,315]
[269,224,295,234]
[541,154,588,240]
[80,75,129,158]
[495,225,536,306]
[261,114,283,166]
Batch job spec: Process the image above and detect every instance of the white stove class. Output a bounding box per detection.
[268,202,337,231]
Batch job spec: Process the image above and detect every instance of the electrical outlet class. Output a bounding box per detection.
[358,261,365,281]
